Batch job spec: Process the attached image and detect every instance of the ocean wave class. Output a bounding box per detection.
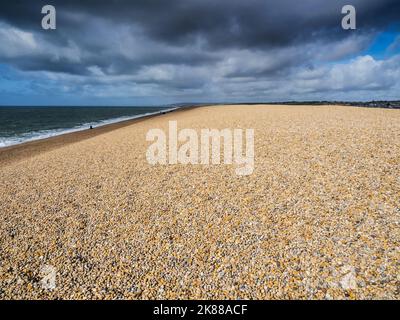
[0,107,179,148]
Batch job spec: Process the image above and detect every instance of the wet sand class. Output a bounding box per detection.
[0,105,399,299]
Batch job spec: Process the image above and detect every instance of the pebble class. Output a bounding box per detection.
[0,105,399,299]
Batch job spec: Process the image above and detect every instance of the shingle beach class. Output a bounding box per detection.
[0,105,399,299]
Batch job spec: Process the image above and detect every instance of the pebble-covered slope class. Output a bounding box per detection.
[0,105,399,299]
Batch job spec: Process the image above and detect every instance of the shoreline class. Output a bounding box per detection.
[0,106,181,149]
[0,105,196,166]
[0,103,396,167]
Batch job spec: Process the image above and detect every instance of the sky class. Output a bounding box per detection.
[0,0,400,106]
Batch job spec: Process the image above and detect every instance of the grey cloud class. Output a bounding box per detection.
[0,0,400,102]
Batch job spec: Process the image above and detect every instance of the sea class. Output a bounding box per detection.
[0,106,175,148]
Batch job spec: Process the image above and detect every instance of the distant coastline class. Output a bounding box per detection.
[200,100,400,109]
[1,100,399,109]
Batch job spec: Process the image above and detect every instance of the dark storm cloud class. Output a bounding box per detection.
[0,0,399,71]
[2,0,400,47]
[0,0,400,102]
